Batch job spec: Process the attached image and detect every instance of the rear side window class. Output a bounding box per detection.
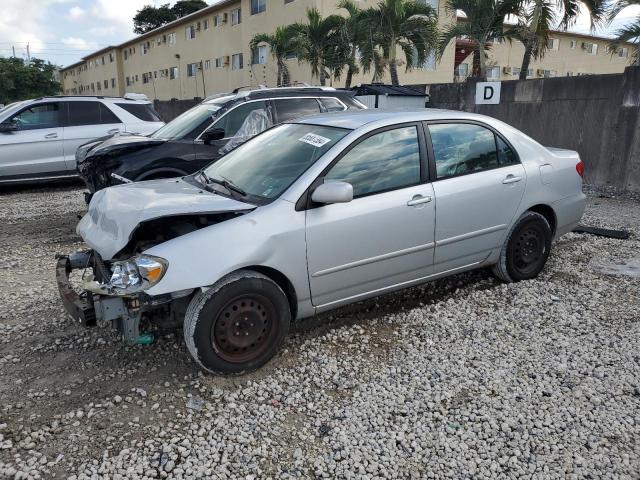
[67,101,122,126]
[273,98,321,122]
[497,136,518,166]
[319,97,346,112]
[9,103,62,130]
[429,123,501,179]
[115,103,162,122]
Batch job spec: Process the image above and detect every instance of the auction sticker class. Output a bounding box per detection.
[299,132,331,147]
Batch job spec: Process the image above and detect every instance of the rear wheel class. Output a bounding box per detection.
[492,211,552,282]
[184,271,291,374]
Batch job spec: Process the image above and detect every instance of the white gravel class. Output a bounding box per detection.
[0,184,639,479]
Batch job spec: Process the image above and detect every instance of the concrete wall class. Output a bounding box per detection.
[423,67,640,192]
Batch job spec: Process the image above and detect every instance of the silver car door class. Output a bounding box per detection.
[427,122,526,271]
[305,124,436,309]
[63,101,124,169]
[0,101,65,179]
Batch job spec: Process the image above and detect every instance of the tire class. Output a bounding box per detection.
[184,270,291,374]
[492,211,552,283]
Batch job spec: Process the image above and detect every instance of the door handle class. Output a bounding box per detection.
[44,133,58,139]
[407,195,432,206]
[107,128,120,135]
[502,174,522,184]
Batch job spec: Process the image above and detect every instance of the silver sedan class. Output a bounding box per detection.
[57,110,586,374]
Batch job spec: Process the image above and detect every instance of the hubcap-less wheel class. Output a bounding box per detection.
[509,223,547,277]
[211,294,277,363]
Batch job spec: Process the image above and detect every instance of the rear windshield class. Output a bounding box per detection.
[115,103,162,122]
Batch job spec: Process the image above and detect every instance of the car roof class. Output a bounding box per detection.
[296,109,493,130]
[202,87,354,105]
[33,96,151,104]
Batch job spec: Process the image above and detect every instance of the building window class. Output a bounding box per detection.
[252,45,267,65]
[204,59,211,69]
[204,19,210,30]
[186,25,196,40]
[251,0,266,15]
[101,56,105,65]
[169,66,179,79]
[97,82,101,91]
[582,42,598,55]
[142,72,150,84]
[111,78,116,88]
[570,40,577,49]
[618,47,629,58]
[232,53,243,70]
[187,63,198,77]
[167,32,177,46]
[455,63,468,77]
[487,66,500,78]
[141,41,150,55]
[104,80,108,89]
[126,77,131,86]
[124,50,128,61]
[546,38,559,50]
[411,47,436,70]
[231,8,241,25]
[215,57,225,68]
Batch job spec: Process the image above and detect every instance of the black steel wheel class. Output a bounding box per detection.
[493,211,552,282]
[184,271,291,374]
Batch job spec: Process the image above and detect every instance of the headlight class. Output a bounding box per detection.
[98,255,168,296]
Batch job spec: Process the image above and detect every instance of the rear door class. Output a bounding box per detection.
[426,121,526,271]
[0,101,66,179]
[111,102,164,134]
[63,101,124,169]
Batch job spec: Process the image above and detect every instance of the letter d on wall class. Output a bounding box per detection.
[475,82,501,105]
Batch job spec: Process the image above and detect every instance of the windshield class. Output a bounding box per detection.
[203,123,349,200]
[150,103,221,140]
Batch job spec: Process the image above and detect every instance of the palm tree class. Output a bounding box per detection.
[249,26,297,87]
[607,0,640,65]
[364,0,439,85]
[438,0,522,81]
[289,8,345,86]
[337,0,368,88]
[515,0,607,80]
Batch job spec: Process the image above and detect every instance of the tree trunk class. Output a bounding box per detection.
[276,61,282,87]
[319,61,326,86]
[477,43,487,81]
[472,48,480,77]
[282,63,290,87]
[345,65,354,89]
[519,42,533,80]
[389,40,399,85]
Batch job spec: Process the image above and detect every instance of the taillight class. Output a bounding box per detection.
[576,159,584,177]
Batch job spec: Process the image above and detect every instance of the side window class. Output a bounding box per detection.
[10,103,62,130]
[497,136,518,166]
[324,126,421,197]
[319,97,346,112]
[429,123,499,179]
[211,101,268,138]
[273,98,321,123]
[67,101,121,126]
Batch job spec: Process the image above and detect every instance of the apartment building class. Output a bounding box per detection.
[455,30,634,81]
[61,0,634,99]
[61,0,456,99]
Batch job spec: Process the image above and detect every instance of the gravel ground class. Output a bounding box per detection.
[0,184,639,479]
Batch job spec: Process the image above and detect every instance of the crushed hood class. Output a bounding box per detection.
[77,178,255,260]
[81,134,166,162]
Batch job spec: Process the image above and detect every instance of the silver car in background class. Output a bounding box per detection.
[0,95,164,184]
[57,110,586,374]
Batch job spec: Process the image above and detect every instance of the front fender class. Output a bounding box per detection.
[143,199,311,306]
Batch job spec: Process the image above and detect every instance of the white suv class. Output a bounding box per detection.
[0,96,164,184]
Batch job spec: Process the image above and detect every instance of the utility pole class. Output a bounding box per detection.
[200,61,206,98]
[12,46,15,58]
[26,43,30,65]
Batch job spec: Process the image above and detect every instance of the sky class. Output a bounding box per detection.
[0,0,638,69]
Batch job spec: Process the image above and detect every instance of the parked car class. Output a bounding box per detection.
[0,95,163,185]
[57,110,586,374]
[75,86,366,199]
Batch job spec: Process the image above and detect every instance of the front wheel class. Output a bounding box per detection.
[492,211,552,282]
[184,271,291,374]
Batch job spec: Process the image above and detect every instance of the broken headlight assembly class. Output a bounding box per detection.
[83,255,168,296]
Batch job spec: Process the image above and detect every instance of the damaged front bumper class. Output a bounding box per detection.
[56,250,191,344]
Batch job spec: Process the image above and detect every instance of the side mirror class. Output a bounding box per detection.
[311,181,353,204]
[0,122,17,133]
[201,127,225,144]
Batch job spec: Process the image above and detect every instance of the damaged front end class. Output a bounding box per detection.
[56,177,256,343]
[56,250,193,344]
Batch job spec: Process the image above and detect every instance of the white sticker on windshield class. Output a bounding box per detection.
[298,132,331,147]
